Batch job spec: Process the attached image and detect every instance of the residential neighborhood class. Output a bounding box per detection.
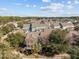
[0,16,79,59]
[0,0,79,59]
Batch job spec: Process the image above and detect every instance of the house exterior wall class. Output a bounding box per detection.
[23,21,75,32]
[62,23,74,31]
[54,25,60,29]
[23,24,49,32]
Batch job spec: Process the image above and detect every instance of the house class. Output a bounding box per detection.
[23,24,30,32]
[61,21,74,31]
[53,23,61,29]
[24,32,39,50]
[24,32,42,50]
[24,29,52,50]
[23,23,50,32]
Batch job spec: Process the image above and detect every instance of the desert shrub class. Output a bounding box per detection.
[67,46,79,59]
[6,33,25,48]
[0,24,15,35]
[18,22,23,28]
[48,30,68,44]
[74,26,79,31]
[41,30,69,56]
[41,46,54,56]
[0,43,22,59]
[33,43,42,53]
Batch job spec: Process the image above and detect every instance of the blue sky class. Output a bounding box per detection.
[0,0,79,17]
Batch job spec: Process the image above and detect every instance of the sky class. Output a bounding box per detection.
[0,0,79,17]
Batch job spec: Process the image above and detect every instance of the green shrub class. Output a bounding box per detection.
[0,43,22,59]
[6,33,25,48]
[67,46,79,59]
[33,43,42,53]
[41,30,69,56]
[0,24,15,35]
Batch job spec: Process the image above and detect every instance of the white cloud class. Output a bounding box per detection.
[25,4,37,8]
[67,1,72,4]
[42,0,50,2]
[50,3,64,10]
[25,4,30,7]
[67,5,73,9]
[0,8,10,15]
[41,3,64,12]
[32,5,37,8]
[0,8,8,11]
[15,3,22,6]
[40,6,49,12]
[74,0,79,4]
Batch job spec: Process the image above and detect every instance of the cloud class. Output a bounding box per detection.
[74,0,79,4]
[15,3,22,6]
[67,5,73,9]
[0,8,13,15]
[40,3,64,12]
[32,5,37,8]
[40,7,50,12]
[0,8,8,12]
[67,0,79,5]
[42,0,50,2]
[40,2,75,15]
[67,1,72,4]
[25,4,37,8]
[25,4,30,7]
